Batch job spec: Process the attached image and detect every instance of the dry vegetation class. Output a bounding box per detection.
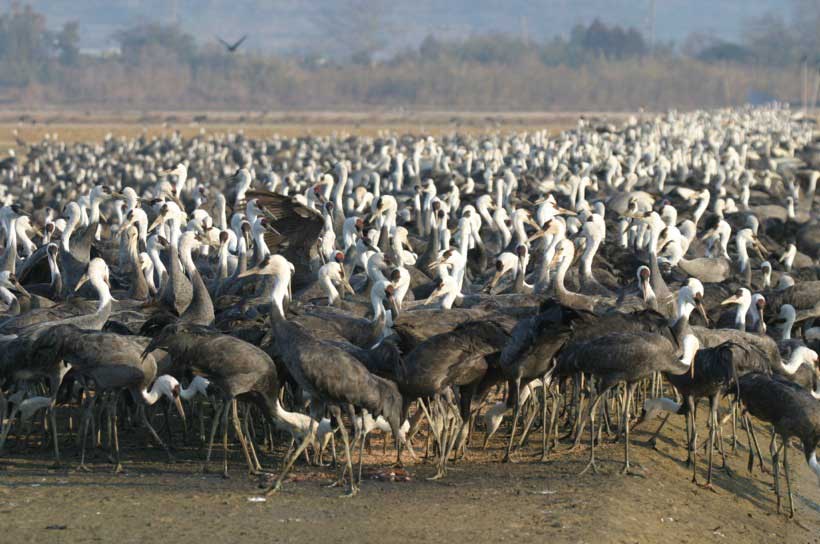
[0,110,600,156]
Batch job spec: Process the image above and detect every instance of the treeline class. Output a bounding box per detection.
[0,4,813,111]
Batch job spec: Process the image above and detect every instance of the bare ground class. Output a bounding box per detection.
[0,410,818,543]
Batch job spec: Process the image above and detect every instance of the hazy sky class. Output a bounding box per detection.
[23,0,786,54]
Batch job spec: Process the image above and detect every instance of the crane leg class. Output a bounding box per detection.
[267,417,317,495]
[220,401,231,478]
[518,397,539,449]
[698,397,718,492]
[542,388,560,462]
[203,400,222,473]
[744,414,767,474]
[77,394,97,472]
[230,400,259,475]
[110,395,123,474]
[503,378,521,462]
[570,376,590,451]
[773,441,782,514]
[48,400,61,466]
[0,394,16,453]
[140,404,175,463]
[539,378,549,460]
[329,405,357,497]
[689,397,699,483]
[741,413,756,473]
[356,430,368,488]
[782,440,795,518]
[620,383,642,476]
[580,387,608,475]
[241,410,263,471]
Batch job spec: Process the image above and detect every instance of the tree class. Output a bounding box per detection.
[113,22,196,65]
[56,21,80,66]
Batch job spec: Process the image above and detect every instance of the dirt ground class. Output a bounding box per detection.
[0,408,818,544]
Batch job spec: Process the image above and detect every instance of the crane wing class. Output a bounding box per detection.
[231,35,248,50]
[247,190,324,288]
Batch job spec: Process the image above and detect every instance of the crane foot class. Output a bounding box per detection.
[579,459,600,475]
[620,464,645,478]
[264,481,283,496]
[339,485,359,498]
[697,482,718,494]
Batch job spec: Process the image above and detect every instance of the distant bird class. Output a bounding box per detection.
[218,35,248,53]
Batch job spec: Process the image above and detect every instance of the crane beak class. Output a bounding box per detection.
[423,287,443,306]
[173,389,186,420]
[236,266,261,279]
[556,207,576,216]
[75,272,90,291]
[426,257,444,271]
[696,300,710,326]
[720,294,741,306]
[527,229,546,243]
[753,238,767,259]
[147,215,164,232]
[367,208,384,224]
[140,345,152,361]
[484,270,503,293]
[343,279,355,295]
[9,277,29,297]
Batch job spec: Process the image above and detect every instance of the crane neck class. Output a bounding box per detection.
[782,349,810,375]
[270,274,289,323]
[319,272,340,306]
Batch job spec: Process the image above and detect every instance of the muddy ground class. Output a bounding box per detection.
[0,409,818,544]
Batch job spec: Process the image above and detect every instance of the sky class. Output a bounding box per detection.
[22,0,787,55]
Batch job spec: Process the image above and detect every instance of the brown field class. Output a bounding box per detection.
[0,110,635,155]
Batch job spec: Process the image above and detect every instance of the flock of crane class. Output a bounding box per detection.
[0,105,819,517]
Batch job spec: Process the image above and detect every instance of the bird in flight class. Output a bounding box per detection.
[218,35,248,53]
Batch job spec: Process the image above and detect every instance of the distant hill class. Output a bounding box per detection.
[28,0,784,56]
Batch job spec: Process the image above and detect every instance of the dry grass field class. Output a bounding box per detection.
[0,110,631,156]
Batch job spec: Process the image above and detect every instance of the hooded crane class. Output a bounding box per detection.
[30,324,185,472]
[140,322,279,478]
[557,284,705,475]
[737,372,820,518]
[262,254,404,496]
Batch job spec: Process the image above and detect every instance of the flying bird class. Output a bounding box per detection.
[218,35,248,53]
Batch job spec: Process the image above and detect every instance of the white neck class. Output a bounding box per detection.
[735,299,750,329]
[320,273,339,305]
[737,238,750,272]
[141,383,164,406]
[270,274,288,320]
[677,298,694,322]
[779,319,793,341]
[90,276,112,310]
[781,350,809,374]
[810,451,820,486]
